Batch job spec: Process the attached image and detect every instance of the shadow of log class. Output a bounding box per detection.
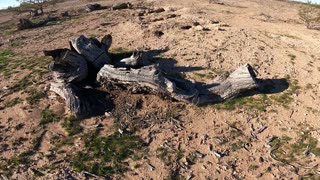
[257,78,289,94]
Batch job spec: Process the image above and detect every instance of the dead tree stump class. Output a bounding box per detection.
[45,34,259,118]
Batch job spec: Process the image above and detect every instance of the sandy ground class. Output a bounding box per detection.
[0,0,320,179]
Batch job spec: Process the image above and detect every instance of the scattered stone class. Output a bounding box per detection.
[86,4,106,12]
[148,7,165,13]
[105,112,112,117]
[211,20,220,24]
[180,25,192,30]
[259,157,264,163]
[209,0,225,5]
[194,25,204,31]
[154,31,164,37]
[218,27,226,31]
[118,128,124,134]
[195,150,205,158]
[166,14,177,19]
[150,17,164,22]
[60,11,69,17]
[193,22,200,26]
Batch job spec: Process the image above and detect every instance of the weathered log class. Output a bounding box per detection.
[17,17,57,30]
[46,34,259,118]
[44,49,88,83]
[97,64,258,105]
[50,82,109,119]
[85,4,109,12]
[69,35,111,69]
[111,2,132,10]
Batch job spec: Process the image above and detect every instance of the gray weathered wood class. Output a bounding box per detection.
[50,82,109,119]
[97,64,258,105]
[69,35,111,69]
[17,17,57,30]
[44,49,88,83]
[46,34,259,118]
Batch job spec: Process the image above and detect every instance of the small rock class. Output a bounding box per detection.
[211,20,220,24]
[150,17,164,22]
[180,25,192,30]
[166,14,177,19]
[195,150,205,158]
[259,157,264,163]
[194,25,204,31]
[61,11,69,17]
[152,8,165,13]
[154,31,164,37]
[105,112,111,117]
[193,22,200,26]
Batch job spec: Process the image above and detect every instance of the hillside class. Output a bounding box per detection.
[0,0,320,179]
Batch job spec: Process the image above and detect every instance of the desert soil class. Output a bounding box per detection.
[0,0,320,179]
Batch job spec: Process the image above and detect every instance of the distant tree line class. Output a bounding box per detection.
[13,0,66,16]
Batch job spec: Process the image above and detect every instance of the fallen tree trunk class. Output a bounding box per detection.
[17,17,57,30]
[97,64,258,105]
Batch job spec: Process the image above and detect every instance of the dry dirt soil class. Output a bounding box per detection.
[1,0,320,179]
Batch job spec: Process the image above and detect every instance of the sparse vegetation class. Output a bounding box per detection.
[26,89,46,105]
[71,131,145,176]
[4,98,22,108]
[270,131,320,166]
[213,94,270,111]
[40,109,60,126]
[62,115,83,136]
[11,77,32,92]
[248,165,259,171]
[271,77,300,108]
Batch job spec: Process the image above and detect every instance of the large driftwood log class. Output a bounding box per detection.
[97,64,258,105]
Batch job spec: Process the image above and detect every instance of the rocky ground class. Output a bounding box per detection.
[0,0,320,179]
